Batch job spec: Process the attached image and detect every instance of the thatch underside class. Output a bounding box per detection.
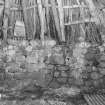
[0,0,105,44]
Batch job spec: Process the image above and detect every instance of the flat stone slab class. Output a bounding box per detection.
[57,65,69,71]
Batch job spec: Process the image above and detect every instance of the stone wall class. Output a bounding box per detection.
[0,39,105,94]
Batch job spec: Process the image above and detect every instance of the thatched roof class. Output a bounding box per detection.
[85,0,105,27]
[0,0,105,44]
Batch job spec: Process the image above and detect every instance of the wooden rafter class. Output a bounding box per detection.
[37,0,45,42]
[57,0,65,41]
[50,0,62,41]
[64,18,95,25]
[3,0,10,42]
[76,0,86,38]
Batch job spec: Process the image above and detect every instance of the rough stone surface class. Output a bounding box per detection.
[61,71,68,77]
[57,77,67,84]
[54,71,60,77]
[49,79,61,89]
[1,40,105,105]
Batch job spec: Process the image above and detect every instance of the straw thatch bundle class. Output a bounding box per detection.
[85,0,105,27]
[0,0,104,44]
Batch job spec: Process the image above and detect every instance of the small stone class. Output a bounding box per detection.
[61,71,67,77]
[25,45,32,52]
[6,63,19,73]
[57,77,67,83]
[85,81,93,87]
[68,77,75,85]
[44,40,56,47]
[82,73,88,79]
[26,56,38,64]
[45,73,53,85]
[15,55,25,63]
[47,64,54,70]
[54,55,65,65]
[66,102,74,105]
[100,55,105,61]
[91,72,100,80]
[99,68,105,75]
[20,63,26,69]
[99,62,105,68]
[0,73,5,81]
[93,80,100,87]
[7,50,16,56]
[88,47,99,53]
[49,80,60,89]
[54,71,60,77]
[13,73,27,80]
[8,45,14,50]
[74,78,84,86]
[85,53,95,60]
[71,70,81,79]
[86,66,93,72]
[99,78,104,85]
[57,65,69,71]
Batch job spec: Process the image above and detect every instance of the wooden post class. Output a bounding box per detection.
[45,0,50,38]
[3,0,10,43]
[57,0,65,41]
[0,0,4,22]
[22,0,35,40]
[33,0,36,39]
[50,0,62,41]
[37,0,45,43]
[76,0,86,39]
[69,0,72,22]
[0,0,4,38]
[22,0,29,39]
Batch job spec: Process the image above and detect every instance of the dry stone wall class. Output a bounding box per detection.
[0,39,105,94]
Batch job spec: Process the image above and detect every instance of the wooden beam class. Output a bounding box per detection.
[44,4,87,9]
[37,0,45,42]
[45,0,50,38]
[3,0,10,42]
[57,0,65,41]
[22,0,29,39]
[63,5,87,9]
[10,4,87,11]
[50,0,62,41]
[0,0,4,28]
[76,0,86,38]
[33,0,36,39]
[64,18,96,25]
